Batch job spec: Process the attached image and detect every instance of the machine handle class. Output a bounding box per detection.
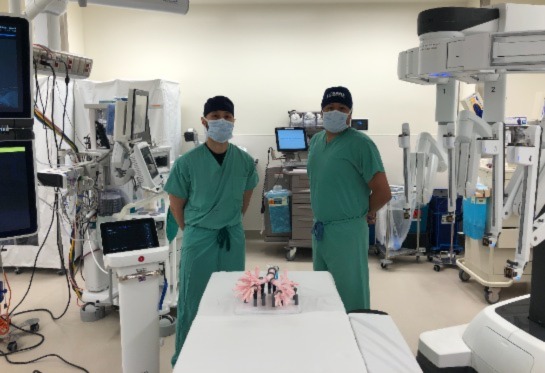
[118,269,164,283]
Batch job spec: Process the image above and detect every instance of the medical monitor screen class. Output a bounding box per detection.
[131,90,149,141]
[275,127,308,152]
[0,16,31,119]
[0,141,38,240]
[100,218,159,255]
[141,145,159,179]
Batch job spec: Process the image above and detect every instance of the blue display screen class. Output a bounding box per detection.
[276,128,307,152]
[0,16,31,119]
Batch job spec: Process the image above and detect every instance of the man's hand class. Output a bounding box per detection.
[367,212,376,225]
[169,194,187,230]
[368,172,391,217]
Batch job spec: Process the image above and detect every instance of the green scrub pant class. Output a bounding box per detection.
[312,217,370,312]
[171,223,245,366]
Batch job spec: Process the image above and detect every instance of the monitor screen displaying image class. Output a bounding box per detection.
[128,89,150,142]
[141,144,159,179]
[0,140,38,240]
[275,127,308,152]
[0,16,31,119]
[100,218,159,255]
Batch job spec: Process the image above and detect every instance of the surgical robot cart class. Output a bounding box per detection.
[101,218,168,373]
[263,126,316,261]
[397,4,545,371]
[398,3,545,304]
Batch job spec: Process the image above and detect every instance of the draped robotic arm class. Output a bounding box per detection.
[455,110,505,248]
[398,124,449,219]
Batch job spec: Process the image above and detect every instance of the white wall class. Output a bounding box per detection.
[66,1,545,230]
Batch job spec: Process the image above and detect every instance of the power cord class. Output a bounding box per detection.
[0,322,89,372]
[261,147,273,214]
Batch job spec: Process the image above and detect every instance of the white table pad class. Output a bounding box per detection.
[350,313,423,373]
[176,311,368,373]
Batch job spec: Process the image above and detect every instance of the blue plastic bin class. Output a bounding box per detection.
[463,197,487,240]
[265,187,292,233]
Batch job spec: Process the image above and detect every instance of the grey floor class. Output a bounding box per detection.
[0,238,531,373]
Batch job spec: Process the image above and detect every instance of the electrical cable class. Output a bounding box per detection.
[261,147,273,214]
[0,322,89,373]
[53,81,87,150]
[86,228,108,275]
[44,63,59,154]
[9,202,56,317]
[57,60,70,149]
[34,109,79,153]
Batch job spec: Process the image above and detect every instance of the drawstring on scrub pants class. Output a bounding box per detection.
[312,215,367,242]
[312,222,325,241]
[217,227,231,251]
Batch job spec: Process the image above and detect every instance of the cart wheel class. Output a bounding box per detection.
[427,255,433,262]
[7,341,17,352]
[433,265,441,272]
[416,255,420,262]
[484,287,501,304]
[459,270,470,282]
[285,248,297,262]
[30,323,40,332]
[380,263,388,270]
[14,268,22,275]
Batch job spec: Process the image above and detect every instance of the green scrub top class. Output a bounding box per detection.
[307,128,385,222]
[164,143,259,229]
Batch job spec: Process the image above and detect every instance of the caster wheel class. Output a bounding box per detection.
[30,323,40,332]
[427,255,433,262]
[285,248,297,262]
[14,268,22,275]
[380,263,388,269]
[484,287,501,304]
[7,341,17,352]
[57,268,66,276]
[433,265,441,272]
[459,270,470,282]
[416,256,420,262]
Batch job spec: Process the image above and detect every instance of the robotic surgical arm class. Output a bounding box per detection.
[398,123,449,219]
[504,125,542,280]
[455,110,504,246]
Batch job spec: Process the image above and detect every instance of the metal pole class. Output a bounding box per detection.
[9,0,22,15]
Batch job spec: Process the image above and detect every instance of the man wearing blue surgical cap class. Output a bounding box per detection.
[307,86,391,312]
[165,95,259,365]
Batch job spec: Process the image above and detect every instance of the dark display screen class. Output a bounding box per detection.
[0,16,31,119]
[100,218,159,255]
[141,145,159,179]
[0,141,38,239]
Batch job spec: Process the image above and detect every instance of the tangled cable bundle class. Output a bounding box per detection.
[234,267,298,307]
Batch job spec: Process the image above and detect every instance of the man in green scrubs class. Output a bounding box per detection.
[307,86,391,312]
[165,96,259,365]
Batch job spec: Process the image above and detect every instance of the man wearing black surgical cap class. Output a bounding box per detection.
[307,86,391,312]
[165,95,259,365]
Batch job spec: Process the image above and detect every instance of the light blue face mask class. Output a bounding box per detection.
[206,119,234,143]
[322,110,349,133]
